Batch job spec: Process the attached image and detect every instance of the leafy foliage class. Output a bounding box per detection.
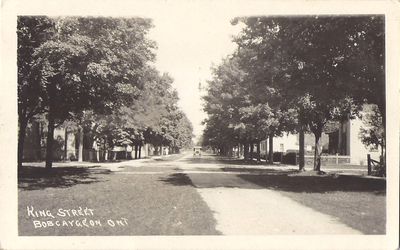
[203,16,385,170]
[18,16,193,167]
[359,105,384,151]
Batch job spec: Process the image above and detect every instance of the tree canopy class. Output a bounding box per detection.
[17,16,193,168]
[203,15,385,171]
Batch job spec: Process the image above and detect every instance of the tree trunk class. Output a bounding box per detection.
[313,131,322,172]
[103,138,107,161]
[45,114,55,169]
[96,149,99,162]
[138,145,142,159]
[243,143,249,160]
[104,149,108,161]
[36,122,42,160]
[64,126,68,161]
[125,145,128,159]
[268,135,273,164]
[17,118,28,168]
[249,142,254,161]
[299,127,305,171]
[380,137,385,164]
[256,142,261,162]
[78,125,84,162]
[134,145,138,159]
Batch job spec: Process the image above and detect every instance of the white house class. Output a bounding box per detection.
[259,111,382,166]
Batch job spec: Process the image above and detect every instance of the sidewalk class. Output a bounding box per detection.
[216,156,379,178]
[22,157,154,172]
[21,153,188,172]
[195,186,362,234]
[177,154,381,234]
[181,169,363,234]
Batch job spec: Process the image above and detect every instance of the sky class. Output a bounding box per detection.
[148,5,243,143]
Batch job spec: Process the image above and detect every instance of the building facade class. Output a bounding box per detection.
[22,121,158,162]
[259,116,381,166]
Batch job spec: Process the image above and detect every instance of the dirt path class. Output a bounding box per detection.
[177,154,362,235]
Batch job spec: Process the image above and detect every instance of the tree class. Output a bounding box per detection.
[202,56,246,156]
[17,16,55,168]
[146,75,189,151]
[29,17,156,168]
[202,46,298,164]
[234,47,298,163]
[18,16,194,166]
[171,113,194,152]
[233,16,383,171]
[86,68,193,158]
[359,104,385,161]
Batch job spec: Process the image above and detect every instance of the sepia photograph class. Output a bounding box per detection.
[1,0,399,249]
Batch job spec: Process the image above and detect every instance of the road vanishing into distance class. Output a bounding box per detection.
[18,152,385,236]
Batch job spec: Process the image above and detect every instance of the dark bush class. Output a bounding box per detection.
[249,152,260,160]
[273,152,283,162]
[282,152,297,165]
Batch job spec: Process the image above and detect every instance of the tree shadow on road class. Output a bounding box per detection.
[178,157,221,165]
[221,167,295,173]
[219,158,271,166]
[181,155,279,166]
[18,166,111,191]
[237,173,386,194]
[160,167,385,194]
[158,173,195,187]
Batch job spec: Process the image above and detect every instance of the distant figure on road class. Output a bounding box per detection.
[193,146,202,157]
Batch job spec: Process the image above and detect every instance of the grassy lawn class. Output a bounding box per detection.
[280,190,385,234]
[235,170,386,234]
[18,155,386,236]
[208,157,386,234]
[18,164,219,236]
[281,168,386,234]
[147,153,188,162]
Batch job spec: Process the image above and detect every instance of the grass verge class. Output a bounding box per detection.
[18,165,219,235]
[280,190,385,234]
